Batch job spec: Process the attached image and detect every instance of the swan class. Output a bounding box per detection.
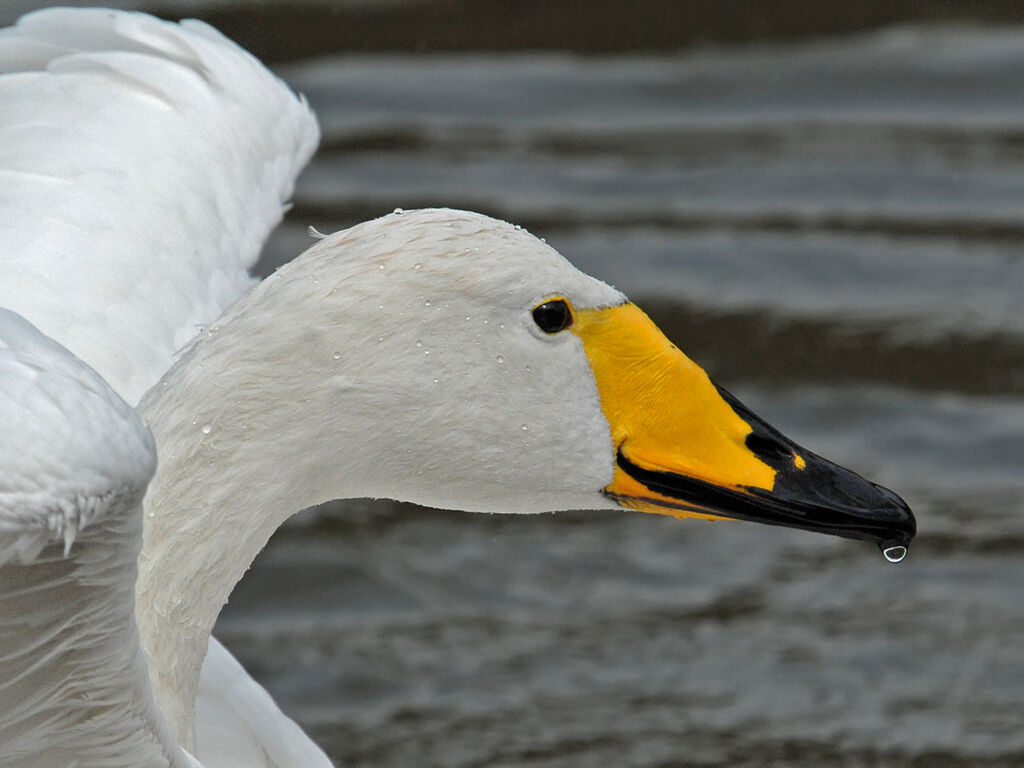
[0,8,915,768]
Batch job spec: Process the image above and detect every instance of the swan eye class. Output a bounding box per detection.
[532,299,573,334]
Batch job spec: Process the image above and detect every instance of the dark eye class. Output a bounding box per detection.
[532,299,573,334]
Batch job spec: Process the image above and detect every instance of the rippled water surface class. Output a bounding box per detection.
[19,3,1024,765]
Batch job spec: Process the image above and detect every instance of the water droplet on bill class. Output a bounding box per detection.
[882,545,907,564]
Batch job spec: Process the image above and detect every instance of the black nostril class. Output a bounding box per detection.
[746,432,793,464]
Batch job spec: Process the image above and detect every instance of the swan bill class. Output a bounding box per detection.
[573,302,916,550]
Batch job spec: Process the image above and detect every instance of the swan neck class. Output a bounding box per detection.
[134,321,355,750]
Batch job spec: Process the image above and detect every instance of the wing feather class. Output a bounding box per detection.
[0,10,327,765]
[0,8,319,404]
[0,309,193,768]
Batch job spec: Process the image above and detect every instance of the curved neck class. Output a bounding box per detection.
[134,310,366,750]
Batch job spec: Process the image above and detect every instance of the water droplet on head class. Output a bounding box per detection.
[415,340,423,348]
[201,424,212,435]
[393,207,404,215]
[496,355,504,364]
[413,262,422,270]
[378,263,385,270]
[882,545,907,564]
[521,424,528,431]
[524,365,532,372]
[333,351,341,360]
[424,300,431,307]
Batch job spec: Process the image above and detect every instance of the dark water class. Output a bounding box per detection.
[18,3,1024,765]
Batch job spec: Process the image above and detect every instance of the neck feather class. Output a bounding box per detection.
[134,291,367,749]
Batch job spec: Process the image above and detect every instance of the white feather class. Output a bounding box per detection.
[0,309,188,768]
[0,7,318,405]
[0,10,626,768]
[0,8,325,767]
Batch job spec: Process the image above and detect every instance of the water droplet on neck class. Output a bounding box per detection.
[378,263,385,270]
[201,424,212,435]
[413,262,422,270]
[424,300,431,307]
[496,355,504,364]
[415,340,423,348]
[333,351,341,360]
[882,545,907,564]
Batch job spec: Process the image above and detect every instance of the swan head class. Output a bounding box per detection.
[155,208,914,552]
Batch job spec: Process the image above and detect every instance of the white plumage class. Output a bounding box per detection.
[0,8,914,768]
[0,309,182,768]
[0,7,318,405]
[0,9,621,767]
[0,8,324,767]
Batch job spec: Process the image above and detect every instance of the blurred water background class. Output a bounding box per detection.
[8,2,1024,766]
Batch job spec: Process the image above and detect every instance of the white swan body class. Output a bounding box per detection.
[0,9,914,768]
